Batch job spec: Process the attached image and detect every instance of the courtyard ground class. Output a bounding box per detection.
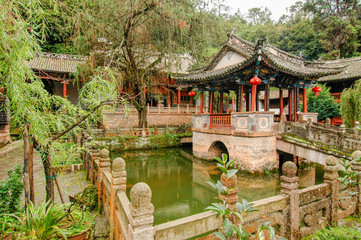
[0,140,89,204]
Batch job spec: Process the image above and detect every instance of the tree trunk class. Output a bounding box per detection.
[23,130,30,208]
[29,142,35,204]
[41,149,55,203]
[138,107,147,128]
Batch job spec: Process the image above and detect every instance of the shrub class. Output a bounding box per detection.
[10,201,68,240]
[70,185,98,211]
[304,226,361,239]
[0,164,23,214]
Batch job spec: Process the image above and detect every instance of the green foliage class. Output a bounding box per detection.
[206,154,286,240]
[9,201,68,240]
[70,185,98,211]
[0,165,23,214]
[300,84,340,121]
[303,226,361,239]
[52,142,84,166]
[59,205,95,237]
[338,156,361,196]
[340,79,361,127]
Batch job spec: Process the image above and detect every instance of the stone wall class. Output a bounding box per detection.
[103,111,193,129]
[84,138,361,240]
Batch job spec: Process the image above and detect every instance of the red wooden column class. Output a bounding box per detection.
[279,88,284,117]
[62,80,67,98]
[303,88,307,113]
[177,88,181,106]
[210,91,214,114]
[240,85,244,112]
[220,92,223,113]
[288,89,293,121]
[256,90,259,111]
[200,92,204,113]
[251,85,257,111]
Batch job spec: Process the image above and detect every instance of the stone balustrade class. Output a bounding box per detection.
[283,118,361,153]
[193,111,275,134]
[83,143,361,240]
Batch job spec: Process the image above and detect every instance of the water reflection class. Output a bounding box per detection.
[111,148,324,225]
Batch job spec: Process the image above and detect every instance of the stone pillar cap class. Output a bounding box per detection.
[100,148,110,158]
[113,157,126,172]
[130,182,152,209]
[326,156,337,166]
[352,151,361,161]
[282,161,297,178]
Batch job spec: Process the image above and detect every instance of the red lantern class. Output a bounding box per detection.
[188,90,196,97]
[312,86,322,96]
[250,76,261,85]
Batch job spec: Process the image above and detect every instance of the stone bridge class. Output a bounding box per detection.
[192,112,361,172]
[192,112,278,173]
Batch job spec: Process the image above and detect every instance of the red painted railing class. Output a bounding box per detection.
[210,114,231,128]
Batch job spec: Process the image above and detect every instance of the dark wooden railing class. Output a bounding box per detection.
[210,114,231,129]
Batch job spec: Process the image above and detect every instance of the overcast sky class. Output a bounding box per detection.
[226,0,300,20]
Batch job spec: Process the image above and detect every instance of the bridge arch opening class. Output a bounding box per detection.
[208,141,229,160]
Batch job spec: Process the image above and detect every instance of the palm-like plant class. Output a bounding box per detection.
[10,201,68,240]
[206,153,286,240]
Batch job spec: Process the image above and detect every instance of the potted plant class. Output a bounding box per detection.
[58,205,95,240]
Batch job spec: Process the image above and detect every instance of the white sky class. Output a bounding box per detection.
[226,0,300,20]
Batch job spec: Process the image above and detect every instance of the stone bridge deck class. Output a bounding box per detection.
[279,120,361,164]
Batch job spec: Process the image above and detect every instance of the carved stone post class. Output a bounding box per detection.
[354,121,360,135]
[325,118,331,129]
[89,146,100,184]
[220,173,239,209]
[351,151,361,216]
[324,156,339,225]
[82,133,90,147]
[339,125,346,148]
[98,149,111,211]
[110,158,127,240]
[281,161,299,240]
[305,118,312,140]
[129,183,154,240]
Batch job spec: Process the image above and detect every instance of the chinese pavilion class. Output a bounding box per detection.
[174,34,343,172]
[176,34,343,122]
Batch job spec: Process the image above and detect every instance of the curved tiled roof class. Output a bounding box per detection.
[175,35,343,83]
[317,57,361,82]
[28,52,87,74]
[262,48,342,78]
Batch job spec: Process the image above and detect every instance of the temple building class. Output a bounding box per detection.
[28,52,87,104]
[175,34,342,122]
[28,52,194,108]
[174,34,344,172]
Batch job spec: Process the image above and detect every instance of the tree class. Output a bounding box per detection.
[246,7,273,25]
[303,0,361,59]
[340,79,361,127]
[301,84,340,121]
[1,0,118,203]
[67,0,232,128]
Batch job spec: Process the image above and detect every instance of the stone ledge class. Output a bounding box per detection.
[193,128,275,137]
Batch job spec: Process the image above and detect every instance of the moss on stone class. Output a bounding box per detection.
[282,133,352,158]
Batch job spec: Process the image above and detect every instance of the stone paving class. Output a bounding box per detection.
[0,141,90,205]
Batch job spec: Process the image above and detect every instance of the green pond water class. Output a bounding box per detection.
[110,147,324,225]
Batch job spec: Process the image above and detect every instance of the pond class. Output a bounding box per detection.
[110,147,324,225]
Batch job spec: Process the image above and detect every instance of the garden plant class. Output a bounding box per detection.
[206,153,286,240]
